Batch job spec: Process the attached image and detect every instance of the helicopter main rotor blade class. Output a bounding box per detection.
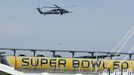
[40,5,74,9]
[63,5,75,8]
[53,4,61,9]
[41,6,56,8]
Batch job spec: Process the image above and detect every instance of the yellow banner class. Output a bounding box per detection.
[5,56,134,71]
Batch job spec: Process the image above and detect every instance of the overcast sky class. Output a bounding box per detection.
[0,0,134,53]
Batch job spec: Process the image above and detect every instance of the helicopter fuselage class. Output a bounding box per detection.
[44,9,69,15]
[37,5,70,15]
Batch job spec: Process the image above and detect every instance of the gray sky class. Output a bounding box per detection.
[0,0,134,52]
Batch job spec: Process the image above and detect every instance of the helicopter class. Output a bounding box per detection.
[36,4,72,15]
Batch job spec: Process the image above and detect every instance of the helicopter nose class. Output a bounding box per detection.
[66,11,69,13]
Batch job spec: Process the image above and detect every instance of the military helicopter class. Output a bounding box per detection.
[36,4,72,15]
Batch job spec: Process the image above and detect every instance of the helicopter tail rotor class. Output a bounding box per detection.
[36,5,39,9]
[36,5,44,14]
